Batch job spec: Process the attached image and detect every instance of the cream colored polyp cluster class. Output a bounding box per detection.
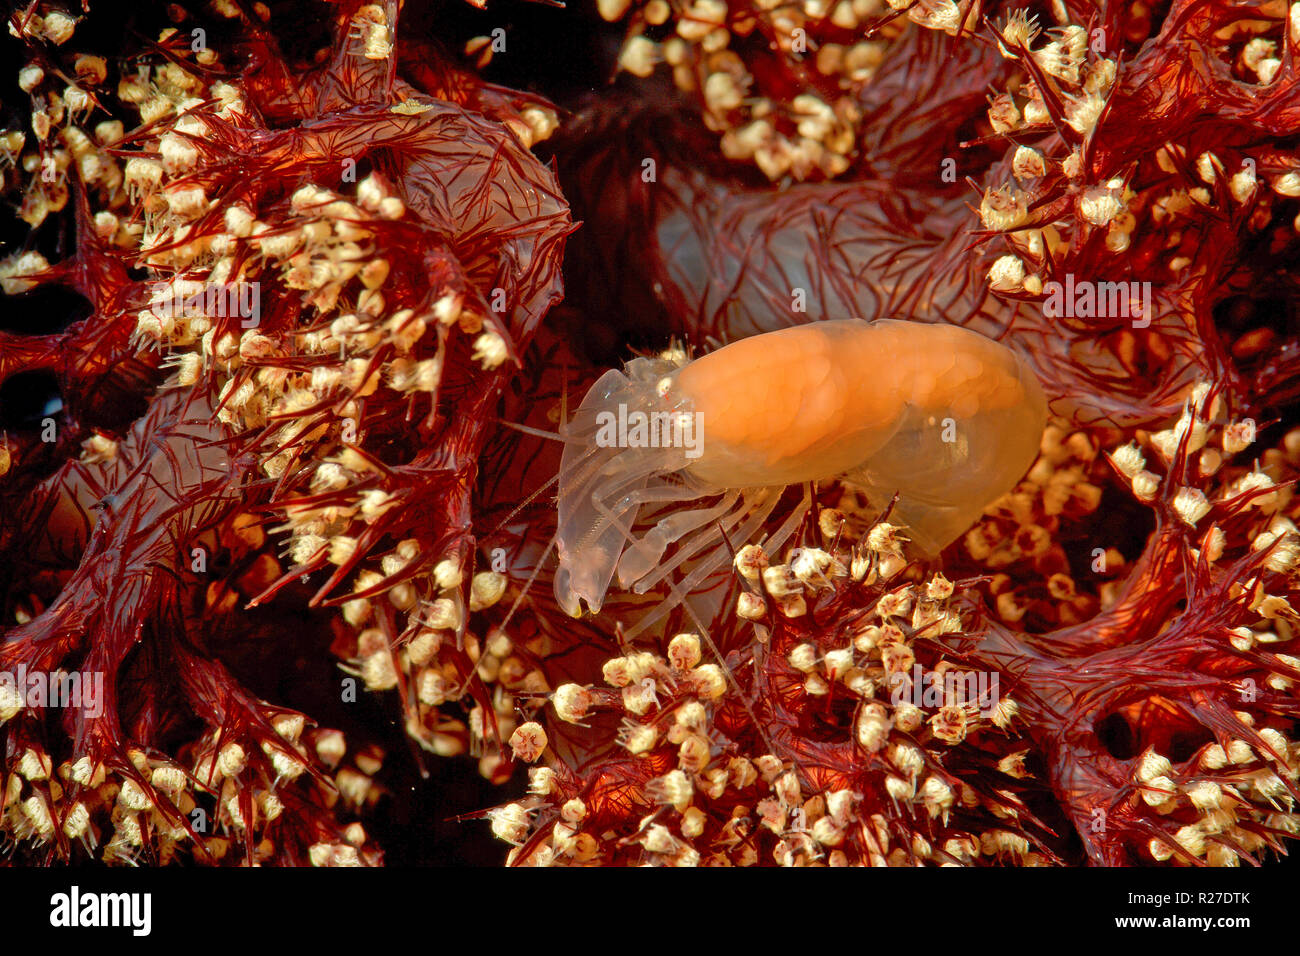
[555,319,1048,624]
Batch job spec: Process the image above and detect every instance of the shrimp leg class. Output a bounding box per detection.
[616,488,742,587]
[623,486,785,638]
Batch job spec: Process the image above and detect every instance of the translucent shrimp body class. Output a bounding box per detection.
[554,319,1048,627]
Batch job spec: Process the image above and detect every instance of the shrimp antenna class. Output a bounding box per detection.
[495,418,586,445]
[494,531,558,636]
[477,373,586,613]
[480,407,627,541]
[479,470,560,542]
[668,572,777,756]
[481,368,584,540]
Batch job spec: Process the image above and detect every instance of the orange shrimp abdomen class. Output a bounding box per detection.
[676,320,1036,482]
[674,319,1047,552]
